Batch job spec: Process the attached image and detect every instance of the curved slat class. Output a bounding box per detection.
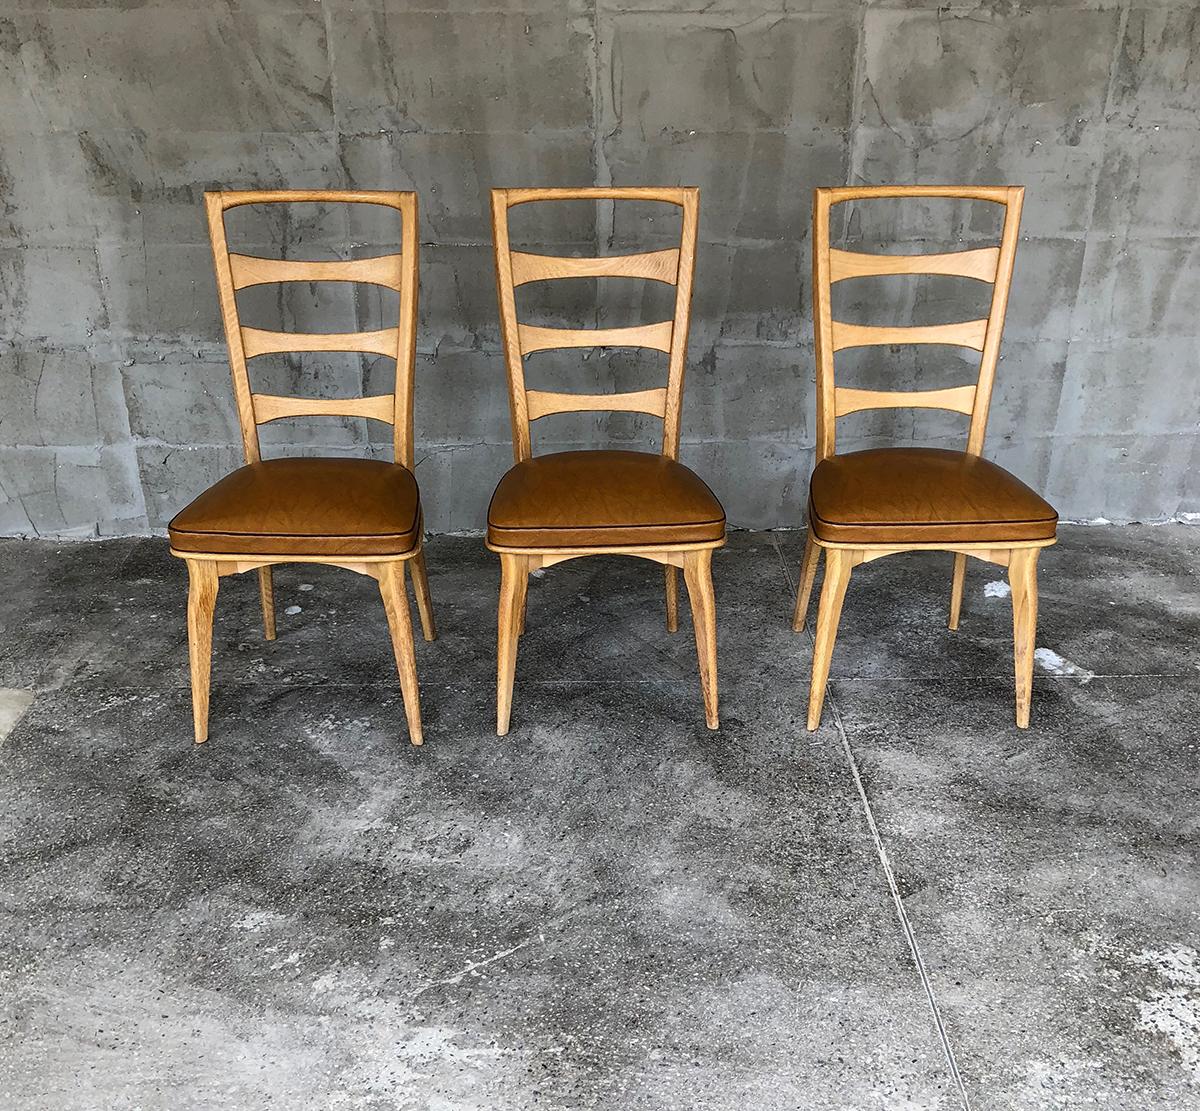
[831,319,988,352]
[241,326,399,358]
[518,320,674,355]
[829,247,999,284]
[526,387,668,421]
[229,253,404,290]
[834,384,977,417]
[503,186,690,207]
[216,189,407,211]
[252,393,395,424]
[824,185,1013,206]
[510,249,680,287]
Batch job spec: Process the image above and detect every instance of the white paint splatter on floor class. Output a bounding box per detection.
[285,605,302,615]
[234,910,290,932]
[984,580,1011,598]
[0,688,34,745]
[1131,946,1200,1080]
[1034,647,1095,684]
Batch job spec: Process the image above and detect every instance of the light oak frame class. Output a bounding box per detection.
[793,185,1054,730]
[488,187,721,735]
[172,190,435,746]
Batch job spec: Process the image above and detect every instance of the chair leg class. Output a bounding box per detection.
[257,566,276,641]
[665,565,679,634]
[807,548,856,731]
[792,529,822,632]
[1008,548,1040,729]
[948,552,967,631]
[497,554,527,736]
[410,549,437,642]
[681,550,719,730]
[516,566,528,637]
[185,559,220,744]
[378,561,423,746]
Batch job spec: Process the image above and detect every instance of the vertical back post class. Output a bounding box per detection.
[393,192,420,470]
[812,189,837,464]
[966,186,1024,455]
[491,189,533,462]
[661,187,700,459]
[205,192,262,464]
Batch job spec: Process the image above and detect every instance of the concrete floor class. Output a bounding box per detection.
[0,526,1197,1110]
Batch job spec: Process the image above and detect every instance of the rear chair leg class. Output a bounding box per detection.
[948,552,967,631]
[807,549,856,731]
[257,566,276,641]
[186,559,220,744]
[410,549,437,642]
[681,550,719,730]
[792,530,822,632]
[665,565,679,633]
[1008,548,1040,729]
[378,561,423,746]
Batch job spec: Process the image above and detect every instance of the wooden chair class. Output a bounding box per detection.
[168,190,435,745]
[794,185,1057,730]
[487,187,725,735]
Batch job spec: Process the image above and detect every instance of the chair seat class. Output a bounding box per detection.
[487,450,726,549]
[809,447,1057,545]
[168,457,421,557]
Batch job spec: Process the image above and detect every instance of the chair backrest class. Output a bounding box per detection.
[491,186,699,463]
[204,189,420,469]
[812,185,1024,463]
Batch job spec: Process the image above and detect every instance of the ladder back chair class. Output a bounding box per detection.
[794,185,1057,730]
[487,186,725,735]
[168,190,436,746]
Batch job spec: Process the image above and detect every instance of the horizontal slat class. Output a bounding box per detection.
[831,318,989,352]
[518,321,674,355]
[215,189,408,211]
[834,384,977,417]
[526,387,668,421]
[829,247,999,283]
[510,249,679,286]
[229,253,404,290]
[252,393,395,424]
[503,186,691,208]
[241,326,399,358]
[823,185,1014,206]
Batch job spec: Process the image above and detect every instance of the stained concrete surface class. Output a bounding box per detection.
[2,0,1200,538]
[0,687,34,744]
[1,525,1198,1108]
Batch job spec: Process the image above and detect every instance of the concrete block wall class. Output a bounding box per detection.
[1,0,1197,537]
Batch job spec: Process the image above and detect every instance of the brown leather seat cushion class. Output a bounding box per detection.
[168,457,421,556]
[809,447,1057,545]
[487,450,726,549]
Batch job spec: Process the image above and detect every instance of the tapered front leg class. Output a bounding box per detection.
[378,561,423,746]
[1008,548,1040,729]
[792,530,822,632]
[806,548,856,731]
[496,554,527,736]
[410,549,437,642]
[665,565,679,633]
[948,553,967,631]
[185,560,220,744]
[257,566,276,641]
[682,550,719,730]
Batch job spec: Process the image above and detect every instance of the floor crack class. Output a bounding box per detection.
[769,532,974,1111]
